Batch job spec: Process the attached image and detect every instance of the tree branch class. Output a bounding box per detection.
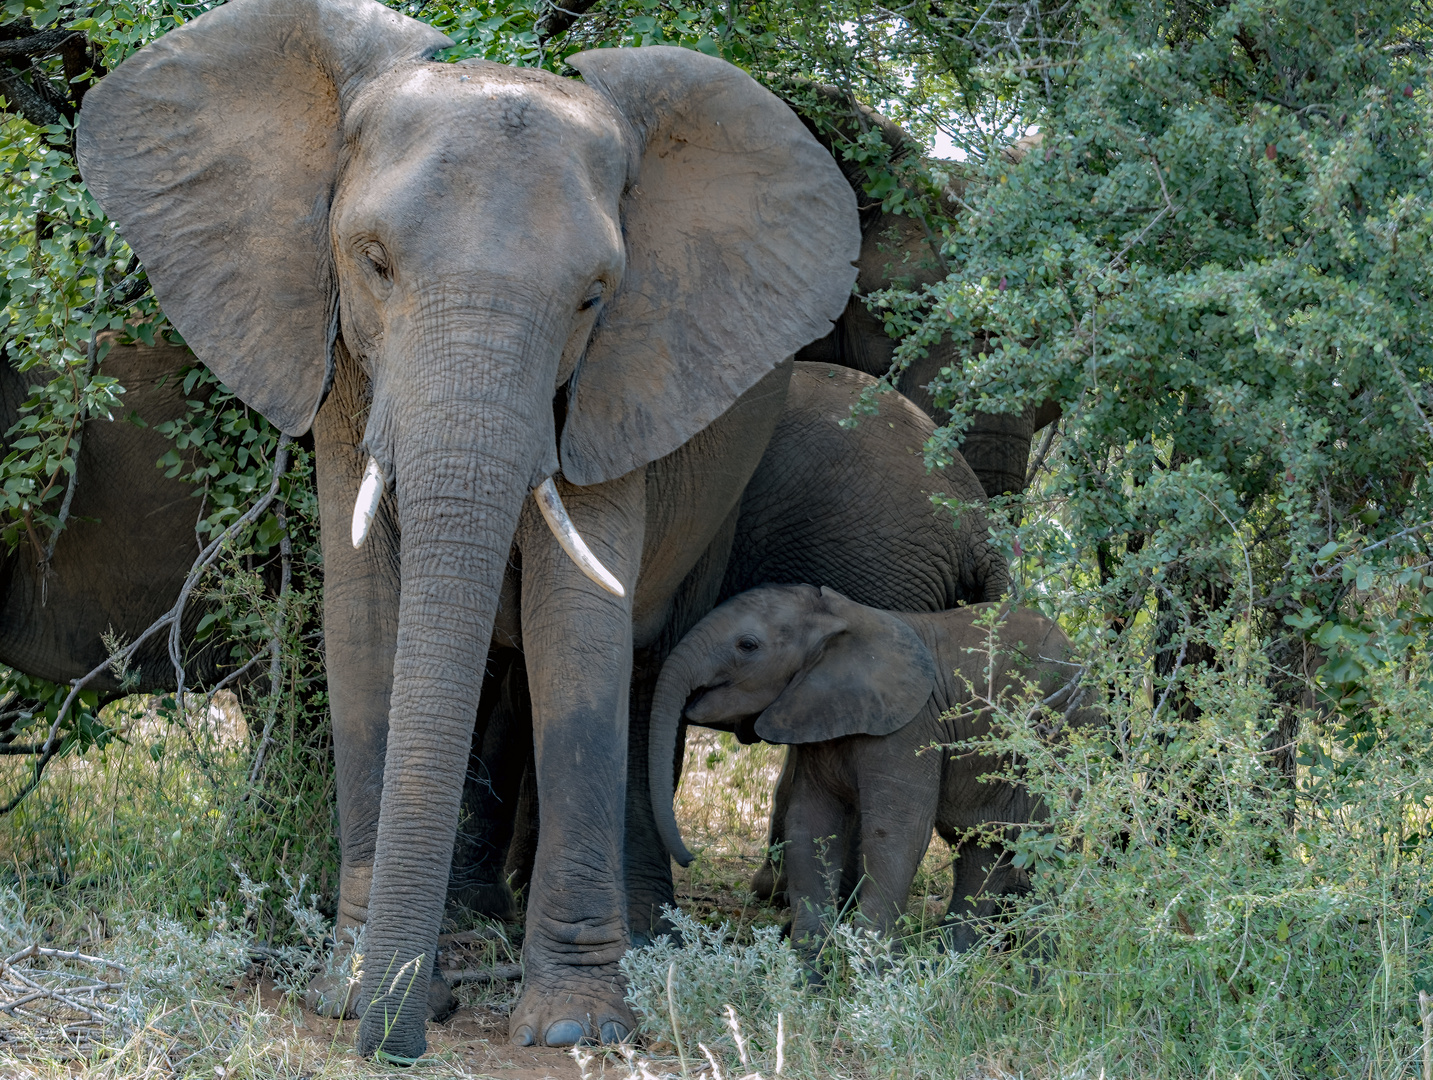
[0,30,83,60]
[0,64,63,127]
[536,0,601,44]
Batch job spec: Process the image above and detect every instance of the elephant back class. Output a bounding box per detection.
[720,362,1007,613]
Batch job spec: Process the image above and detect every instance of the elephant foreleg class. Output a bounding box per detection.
[308,356,402,1015]
[448,648,528,923]
[852,744,940,938]
[511,469,645,1048]
[784,747,852,972]
[751,748,792,903]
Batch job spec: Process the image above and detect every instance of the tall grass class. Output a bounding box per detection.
[0,608,1428,1077]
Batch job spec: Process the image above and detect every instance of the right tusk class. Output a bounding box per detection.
[351,457,384,549]
[532,477,626,598]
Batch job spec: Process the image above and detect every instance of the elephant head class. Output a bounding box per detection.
[77,0,858,1053]
[648,584,936,865]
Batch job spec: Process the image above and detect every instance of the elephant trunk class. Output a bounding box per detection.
[354,315,554,1057]
[649,629,718,869]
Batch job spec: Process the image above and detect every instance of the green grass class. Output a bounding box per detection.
[0,633,1429,1078]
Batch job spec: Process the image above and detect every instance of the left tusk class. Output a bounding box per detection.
[351,456,384,549]
[532,477,626,598]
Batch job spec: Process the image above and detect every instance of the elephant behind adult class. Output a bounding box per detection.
[78,1,861,1054]
[792,93,1059,500]
[0,334,232,695]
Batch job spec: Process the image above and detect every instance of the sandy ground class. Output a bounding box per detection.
[273,987,592,1080]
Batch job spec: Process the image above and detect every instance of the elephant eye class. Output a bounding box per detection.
[737,635,761,654]
[578,284,604,312]
[358,239,391,281]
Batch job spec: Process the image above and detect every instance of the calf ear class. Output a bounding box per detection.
[756,588,936,744]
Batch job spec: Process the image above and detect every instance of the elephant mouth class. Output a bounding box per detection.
[682,684,762,743]
[349,457,624,599]
[679,683,725,724]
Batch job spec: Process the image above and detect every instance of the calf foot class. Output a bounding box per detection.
[750,862,788,905]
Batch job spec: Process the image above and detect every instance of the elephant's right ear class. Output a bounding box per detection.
[756,588,938,744]
[76,0,449,435]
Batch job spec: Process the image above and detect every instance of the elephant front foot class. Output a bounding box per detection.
[509,959,634,1047]
[305,967,360,1019]
[305,937,362,1018]
[304,939,457,1023]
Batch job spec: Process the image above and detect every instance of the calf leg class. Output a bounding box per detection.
[784,749,850,969]
[854,748,940,939]
[944,836,1028,952]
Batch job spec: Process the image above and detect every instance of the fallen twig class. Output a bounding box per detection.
[446,963,523,987]
[0,940,127,1044]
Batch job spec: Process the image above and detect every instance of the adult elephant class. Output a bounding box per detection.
[792,92,1060,500]
[77,0,862,1055]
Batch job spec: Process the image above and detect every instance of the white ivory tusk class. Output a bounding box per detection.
[351,457,384,549]
[532,477,626,598]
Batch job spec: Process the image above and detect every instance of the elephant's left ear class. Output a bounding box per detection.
[756,588,939,744]
[561,46,860,486]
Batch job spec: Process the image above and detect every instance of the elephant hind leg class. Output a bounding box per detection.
[448,650,530,924]
[943,835,1029,953]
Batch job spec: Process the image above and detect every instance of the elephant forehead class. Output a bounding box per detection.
[349,62,629,174]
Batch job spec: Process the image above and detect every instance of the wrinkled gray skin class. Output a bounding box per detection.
[77,0,872,1055]
[650,587,1087,954]
[743,112,1059,907]
[451,101,1057,947]
[0,336,233,695]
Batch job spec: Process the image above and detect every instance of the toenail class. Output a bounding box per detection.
[600,1020,630,1044]
[544,1019,586,1046]
[511,1025,535,1046]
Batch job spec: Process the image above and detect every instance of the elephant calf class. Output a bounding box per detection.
[648,585,1086,954]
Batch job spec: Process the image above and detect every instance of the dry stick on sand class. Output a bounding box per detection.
[0,435,293,814]
[0,943,127,1046]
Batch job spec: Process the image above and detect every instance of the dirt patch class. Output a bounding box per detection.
[257,979,590,1079]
